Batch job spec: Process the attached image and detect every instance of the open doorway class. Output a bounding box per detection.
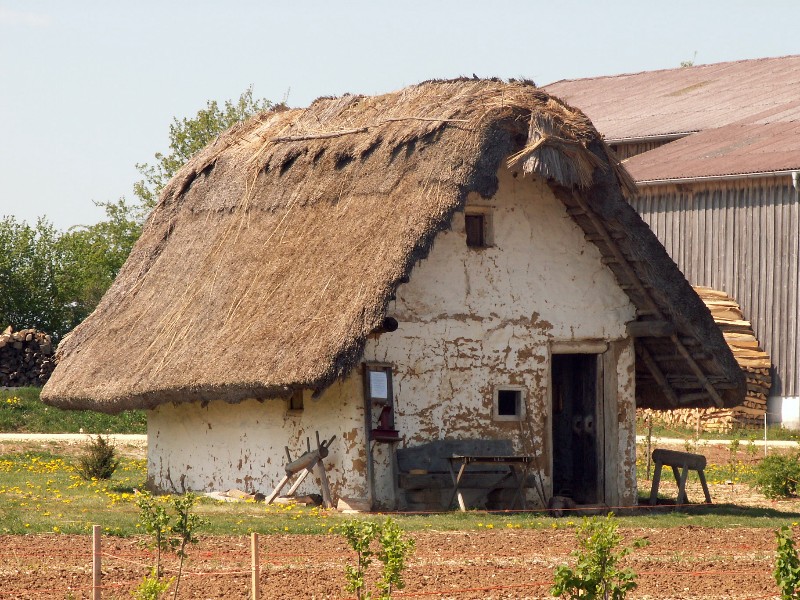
[551,353,602,504]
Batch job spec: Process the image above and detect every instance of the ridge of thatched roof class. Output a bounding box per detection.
[41,79,743,413]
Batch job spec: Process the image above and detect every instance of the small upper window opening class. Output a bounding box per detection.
[465,207,493,248]
[465,214,485,247]
[289,389,305,411]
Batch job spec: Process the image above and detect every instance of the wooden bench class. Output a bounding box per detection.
[648,448,712,506]
[397,439,531,510]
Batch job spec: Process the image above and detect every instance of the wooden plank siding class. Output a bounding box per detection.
[631,177,800,398]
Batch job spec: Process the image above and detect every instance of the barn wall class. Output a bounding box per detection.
[365,167,638,507]
[632,178,800,406]
[146,375,368,500]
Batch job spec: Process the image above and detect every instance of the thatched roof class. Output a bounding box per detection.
[42,79,744,413]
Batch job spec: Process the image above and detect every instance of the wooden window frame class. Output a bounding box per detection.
[492,385,526,421]
[464,206,493,248]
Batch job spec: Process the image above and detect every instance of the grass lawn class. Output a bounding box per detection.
[0,390,798,536]
[1,442,799,538]
[0,386,146,434]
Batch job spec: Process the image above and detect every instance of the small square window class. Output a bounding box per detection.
[493,386,525,421]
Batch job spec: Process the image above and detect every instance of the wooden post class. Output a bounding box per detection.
[251,532,260,600]
[314,460,333,508]
[92,524,102,600]
[645,418,653,480]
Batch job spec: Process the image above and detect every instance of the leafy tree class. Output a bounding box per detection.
[0,217,66,336]
[0,201,141,339]
[55,199,141,328]
[133,85,272,212]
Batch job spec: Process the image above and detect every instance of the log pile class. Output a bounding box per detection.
[639,287,771,433]
[0,326,56,387]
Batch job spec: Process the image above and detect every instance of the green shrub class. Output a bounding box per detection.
[132,568,172,600]
[340,517,415,600]
[134,491,206,599]
[76,435,120,480]
[551,514,644,600]
[755,453,800,499]
[775,526,800,599]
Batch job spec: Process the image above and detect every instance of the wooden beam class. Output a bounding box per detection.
[569,191,726,408]
[653,352,712,362]
[670,333,724,407]
[636,345,680,407]
[678,392,712,404]
[626,320,676,338]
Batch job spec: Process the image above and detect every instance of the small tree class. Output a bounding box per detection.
[775,526,800,599]
[168,494,203,599]
[135,492,172,580]
[340,518,415,600]
[76,435,120,480]
[551,514,643,600]
[341,519,380,600]
[134,491,206,599]
[377,518,415,600]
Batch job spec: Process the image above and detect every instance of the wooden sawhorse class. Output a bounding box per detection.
[649,448,712,506]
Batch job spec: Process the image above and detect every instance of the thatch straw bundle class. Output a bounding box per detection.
[42,79,742,412]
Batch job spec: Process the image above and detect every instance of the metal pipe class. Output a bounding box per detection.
[637,170,796,187]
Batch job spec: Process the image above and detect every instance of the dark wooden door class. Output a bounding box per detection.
[551,353,600,504]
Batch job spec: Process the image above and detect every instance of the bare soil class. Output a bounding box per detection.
[0,526,785,599]
[0,439,794,598]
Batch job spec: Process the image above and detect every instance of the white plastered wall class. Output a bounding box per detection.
[146,166,638,507]
[364,167,638,507]
[147,376,369,500]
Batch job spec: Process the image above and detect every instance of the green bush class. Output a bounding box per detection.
[755,453,800,499]
[76,435,120,480]
[340,517,415,600]
[551,514,645,600]
[775,526,800,599]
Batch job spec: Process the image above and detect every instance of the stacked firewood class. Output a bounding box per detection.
[639,287,771,433]
[0,326,56,387]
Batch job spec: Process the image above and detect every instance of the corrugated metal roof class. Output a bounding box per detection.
[545,55,800,140]
[624,122,800,182]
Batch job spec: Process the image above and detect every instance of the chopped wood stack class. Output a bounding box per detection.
[639,287,771,433]
[0,326,56,387]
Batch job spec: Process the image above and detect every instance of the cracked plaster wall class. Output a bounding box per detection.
[145,167,638,507]
[146,376,369,499]
[364,167,637,506]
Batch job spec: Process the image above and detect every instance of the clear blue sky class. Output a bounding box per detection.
[2,0,798,230]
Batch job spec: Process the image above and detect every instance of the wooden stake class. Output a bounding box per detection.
[265,474,291,505]
[92,524,102,600]
[314,460,333,508]
[251,532,260,600]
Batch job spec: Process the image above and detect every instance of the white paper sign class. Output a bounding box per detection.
[369,370,389,400]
